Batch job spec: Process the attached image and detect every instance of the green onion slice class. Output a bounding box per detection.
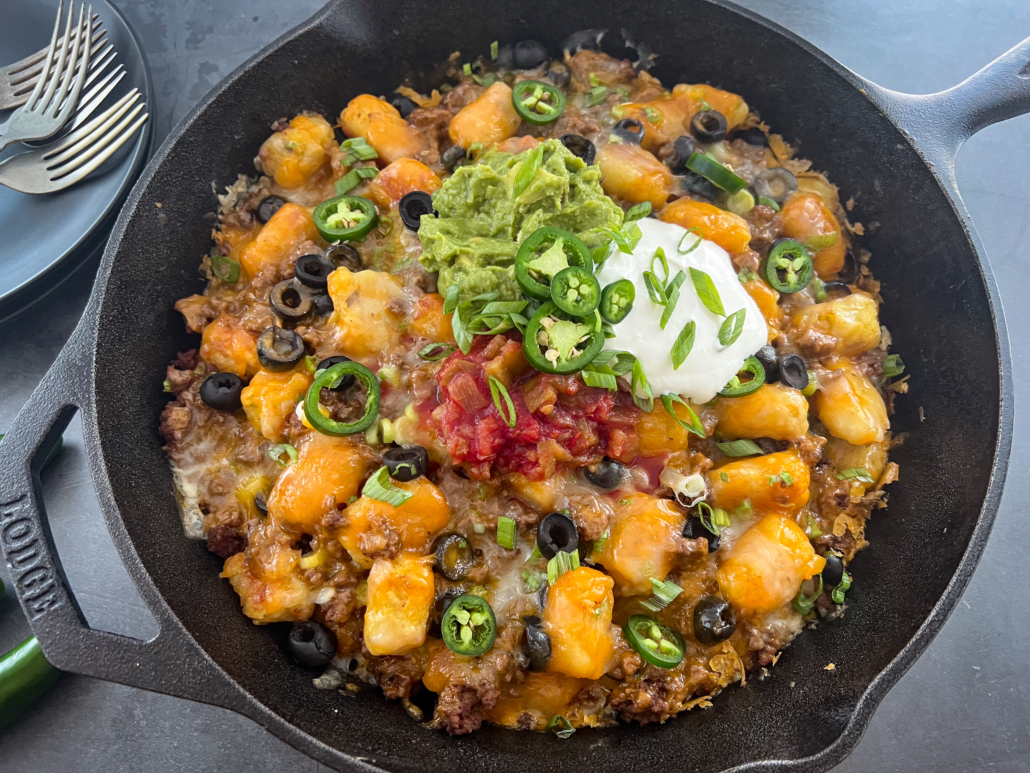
[624,201,652,222]
[678,227,703,255]
[716,439,763,457]
[547,550,580,585]
[211,254,241,283]
[497,515,517,550]
[585,85,608,107]
[631,358,654,413]
[362,465,414,507]
[792,576,823,615]
[671,320,696,371]
[641,577,683,612]
[660,393,705,438]
[513,142,545,199]
[418,343,457,361]
[718,308,746,346]
[883,354,905,379]
[488,376,517,428]
[267,443,298,466]
[547,714,576,739]
[659,271,687,331]
[593,529,610,554]
[837,467,875,483]
[335,167,378,196]
[831,571,852,604]
[689,267,726,316]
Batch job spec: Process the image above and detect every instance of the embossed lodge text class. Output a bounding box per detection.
[1,494,63,619]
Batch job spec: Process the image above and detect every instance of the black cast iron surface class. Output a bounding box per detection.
[0,1,1027,771]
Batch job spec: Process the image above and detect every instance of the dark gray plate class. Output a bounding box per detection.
[0,0,152,321]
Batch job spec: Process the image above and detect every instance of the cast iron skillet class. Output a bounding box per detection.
[0,1,1026,770]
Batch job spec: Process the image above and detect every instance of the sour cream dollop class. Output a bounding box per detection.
[597,218,765,404]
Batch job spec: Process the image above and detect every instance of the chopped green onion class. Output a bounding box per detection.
[689,267,725,316]
[585,85,608,107]
[335,166,378,195]
[659,271,687,330]
[625,201,652,222]
[831,572,852,604]
[720,472,729,482]
[581,366,618,391]
[490,40,499,60]
[649,246,669,284]
[792,576,823,615]
[513,143,545,199]
[641,577,683,612]
[804,232,838,251]
[780,471,795,486]
[757,196,781,211]
[595,349,636,376]
[211,254,241,284]
[811,277,827,302]
[340,137,379,161]
[806,515,823,538]
[362,465,414,507]
[631,358,654,413]
[463,62,472,76]
[547,550,580,585]
[497,516,517,550]
[725,188,755,216]
[268,443,298,466]
[547,714,576,739]
[883,354,905,379]
[643,270,668,305]
[303,355,319,373]
[737,267,760,284]
[488,376,517,428]
[162,379,172,393]
[677,227,703,255]
[718,308,746,346]
[522,569,544,592]
[660,393,705,437]
[671,319,696,370]
[837,467,875,483]
[643,106,661,124]
[685,152,746,194]
[418,342,457,361]
[593,529,609,554]
[716,439,763,457]
[697,502,730,534]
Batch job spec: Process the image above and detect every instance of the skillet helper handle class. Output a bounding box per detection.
[0,339,243,711]
[864,35,1030,180]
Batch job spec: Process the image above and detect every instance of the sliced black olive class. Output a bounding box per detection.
[545,62,571,90]
[778,354,810,391]
[199,372,244,412]
[537,513,579,560]
[668,135,697,173]
[317,355,355,391]
[294,254,335,290]
[325,243,362,272]
[611,118,644,145]
[312,292,334,316]
[692,595,737,646]
[383,445,429,481]
[440,144,467,172]
[733,127,768,147]
[583,457,624,490]
[257,327,306,372]
[287,620,337,668]
[682,171,719,199]
[754,344,780,384]
[522,615,552,671]
[495,43,515,70]
[690,110,727,143]
[254,492,268,514]
[269,279,314,321]
[434,533,474,581]
[256,195,285,223]
[683,516,721,553]
[399,191,436,231]
[560,134,596,165]
[390,95,417,119]
[753,167,798,204]
[513,40,548,70]
[822,281,852,300]
[822,551,845,587]
[562,29,606,56]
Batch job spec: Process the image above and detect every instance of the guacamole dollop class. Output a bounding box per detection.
[418,139,624,300]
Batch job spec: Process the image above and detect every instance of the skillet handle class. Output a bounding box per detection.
[0,332,248,713]
[862,35,1030,184]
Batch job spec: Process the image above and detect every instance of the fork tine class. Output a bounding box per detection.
[25,1,64,112]
[54,43,114,113]
[42,89,139,160]
[48,108,147,183]
[49,4,89,119]
[0,10,97,78]
[69,66,124,129]
[10,33,107,96]
[40,1,74,114]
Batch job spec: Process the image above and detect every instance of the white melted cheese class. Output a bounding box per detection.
[597,218,766,404]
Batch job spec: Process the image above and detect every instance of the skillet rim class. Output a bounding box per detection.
[71,0,1015,770]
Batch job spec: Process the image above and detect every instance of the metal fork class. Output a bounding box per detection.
[0,89,148,193]
[0,2,93,152]
[0,13,104,110]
